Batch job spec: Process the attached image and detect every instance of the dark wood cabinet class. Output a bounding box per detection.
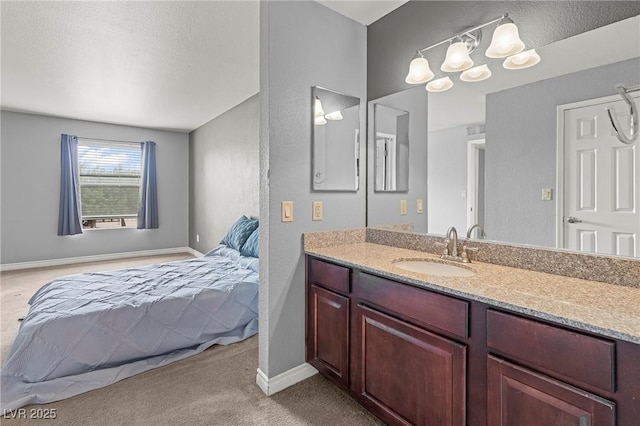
[305,255,640,426]
[306,258,351,388]
[306,284,350,387]
[487,356,615,426]
[354,304,466,426]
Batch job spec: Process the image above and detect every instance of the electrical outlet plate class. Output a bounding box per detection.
[417,199,424,214]
[312,201,323,221]
[400,199,407,215]
[281,201,293,222]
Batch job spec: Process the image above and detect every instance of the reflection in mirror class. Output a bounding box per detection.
[312,86,360,191]
[367,15,640,258]
[374,104,409,192]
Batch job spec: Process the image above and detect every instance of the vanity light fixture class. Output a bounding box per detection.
[406,13,538,92]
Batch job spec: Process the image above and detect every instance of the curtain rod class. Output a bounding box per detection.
[76,136,143,144]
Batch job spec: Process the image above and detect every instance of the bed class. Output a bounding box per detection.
[1,216,260,411]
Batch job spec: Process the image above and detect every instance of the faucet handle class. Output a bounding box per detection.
[434,241,449,256]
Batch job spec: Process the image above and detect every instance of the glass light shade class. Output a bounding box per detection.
[314,98,325,117]
[503,49,541,70]
[405,56,435,84]
[460,64,492,82]
[426,77,453,92]
[486,22,525,58]
[314,115,327,125]
[324,110,343,120]
[441,42,474,72]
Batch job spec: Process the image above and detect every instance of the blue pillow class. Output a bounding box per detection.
[240,228,259,258]
[220,216,259,251]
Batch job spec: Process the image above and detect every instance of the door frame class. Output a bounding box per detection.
[556,92,640,249]
[466,138,486,229]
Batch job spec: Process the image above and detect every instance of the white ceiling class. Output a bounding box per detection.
[317,0,408,25]
[1,1,404,133]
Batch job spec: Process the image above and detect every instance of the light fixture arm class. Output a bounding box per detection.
[606,84,639,145]
[416,14,508,55]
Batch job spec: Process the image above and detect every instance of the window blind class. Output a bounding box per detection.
[78,139,142,217]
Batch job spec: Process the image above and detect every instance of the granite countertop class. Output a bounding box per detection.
[305,242,640,345]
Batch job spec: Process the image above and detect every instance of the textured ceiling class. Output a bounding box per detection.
[1,1,406,132]
[1,1,260,132]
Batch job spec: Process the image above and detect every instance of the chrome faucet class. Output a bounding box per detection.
[446,226,459,257]
[440,225,482,263]
[466,224,485,239]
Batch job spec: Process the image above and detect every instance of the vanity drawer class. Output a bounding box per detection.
[355,272,469,338]
[308,258,350,294]
[486,310,615,392]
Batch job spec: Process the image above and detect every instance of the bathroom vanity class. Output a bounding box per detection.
[304,235,640,426]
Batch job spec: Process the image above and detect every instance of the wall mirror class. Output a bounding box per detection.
[312,86,360,191]
[367,15,640,258]
[373,104,410,192]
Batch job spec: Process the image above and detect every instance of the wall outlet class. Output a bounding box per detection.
[312,201,323,221]
[417,199,424,214]
[281,201,293,222]
[400,199,407,215]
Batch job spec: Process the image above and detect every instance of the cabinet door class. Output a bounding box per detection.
[307,284,350,387]
[354,305,466,426]
[487,356,615,426]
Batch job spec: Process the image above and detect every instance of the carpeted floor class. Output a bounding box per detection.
[0,254,383,425]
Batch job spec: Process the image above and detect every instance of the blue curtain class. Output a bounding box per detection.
[57,134,83,235]
[137,141,159,229]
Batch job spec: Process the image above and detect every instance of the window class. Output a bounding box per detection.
[78,139,141,229]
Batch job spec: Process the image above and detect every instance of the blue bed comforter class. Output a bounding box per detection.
[1,249,258,411]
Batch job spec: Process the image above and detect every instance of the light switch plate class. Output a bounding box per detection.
[417,199,424,214]
[541,188,553,201]
[312,201,323,221]
[281,201,293,222]
[400,199,407,215]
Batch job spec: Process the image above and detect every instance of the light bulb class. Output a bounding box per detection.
[441,42,473,72]
[503,49,540,70]
[405,56,434,84]
[460,64,492,82]
[486,22,525,58]
[325,110,343,120]
[314,98,325,117]
[426,77,453,92]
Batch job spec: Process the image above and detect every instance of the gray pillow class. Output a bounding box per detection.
[220,216,259,251]
[240,228,259,258]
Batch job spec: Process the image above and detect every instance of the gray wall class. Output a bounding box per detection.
[367,1,640,101]
[260,0,366,378]
[485,58,640,247]
[427,125,468,235]
[368,86,428,232]
[189,94,259,254]
[0,111,189,264]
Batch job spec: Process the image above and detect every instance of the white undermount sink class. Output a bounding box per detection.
[392,259,476,277]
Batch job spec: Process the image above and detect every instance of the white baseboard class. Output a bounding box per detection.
[256,363,318,396]
[0,247,202,272]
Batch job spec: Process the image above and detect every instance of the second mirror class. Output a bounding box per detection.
[374,104,410,192]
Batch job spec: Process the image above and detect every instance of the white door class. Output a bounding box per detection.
[562,95,640,257]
